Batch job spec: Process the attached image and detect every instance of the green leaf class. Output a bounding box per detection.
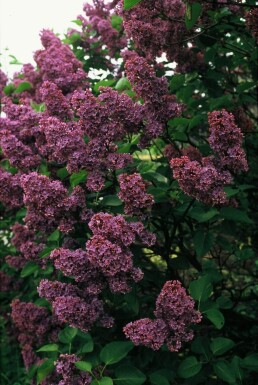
[4,84,16,96]
[189,276,213,303]
[99,378,113,385]
[57,167,69,180]
[115,365,146,385]
[189,208,219,223]
[75,361,92,372]
[216,296,233,309]
[220,207,253,224]
[193,230,214,257]
[111,15,123,31]
[205,309,224,329]
[58,327,77,344]
[100,341,134,365]
[70,170,87,187]
[213,361,236,383]
[47,229,60,241]
[210,338,235,356]
[78,341,94,353]
[37,344,59,352]
[185,3,202,30]
[20,261,38,278]
[101,195,122,207]
[149,373,170,385]
[191,337,212,361]
[71,19,83,26]
[115,77,131,91]
[37,359,55,384]
[236,81,256,93]
[93,79,116,93]
[15,81,32,93]
[178,356,202,378]
[170,74,185,92]
[242,354,258,371]
[124,0,142,11]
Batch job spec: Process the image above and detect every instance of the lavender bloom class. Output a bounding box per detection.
[125,55,182,144]
[208,109,248,174]
[86,235,133,277]
[34,30,87,94]
[39,81,73,121]
[122,0,186,62]
[124,280,201,352]
[0,131,41,171]
[38,279,81,303]
[50,248,103,293]
[89,212,136,246]
[20,172,87,232]
[0,168,23,209]
[1,97,41,140]
[118,173,154,216]
[52,295,113,332]
[11,299,52,347]
[86,212,156,293]
[154,280,202,352]
[0,69,8,98]
[124,318,169,350]
[246,9,258,42]
[55,354,92,385]
[37,116,87,172]
[71,87,143,142]
[11,223,36,250]
[170,155,232,206]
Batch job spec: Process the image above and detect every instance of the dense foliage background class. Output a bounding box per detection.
[0,1,258,384]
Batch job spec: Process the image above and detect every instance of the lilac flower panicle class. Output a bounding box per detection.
[246,9,258,42]
[124,318,169,350]
[34,29,87,93]
[0,69,8,98]
[208,109,248,174]
[0,168,23,209]
[170,155,232,206]
[0,131,41,171]
[52,295,113,332]
[124,280,201,352]
[39,81,73,120]
[38,279,81,302]
[55,354,92,385]
[118,173,154,216]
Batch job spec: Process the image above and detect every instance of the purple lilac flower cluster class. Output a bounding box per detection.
[171,155,232,206]
[34,30,87,94]
[246,9,258,42]
[125,54,182,145]
[121,0,187,62]
[86,212,155,293]
[11,299,59,369]
[118,173,154,216]
[37,279,113,332]
[170,109,248,206]
[124,280,202,352]
[208,109,248,174]
[0,168,23,209]
[0,69,8,99]
[55,354,92,385]
[20,172,88,233]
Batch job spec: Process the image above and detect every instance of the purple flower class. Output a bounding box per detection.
[208,109,248,174]
[124,318,169,350]
[124,280,202,352]
[170,155,232,206]
[118,173,154,216]
[0,168,23,209]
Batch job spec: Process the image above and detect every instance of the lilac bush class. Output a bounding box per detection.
[0,0,257,384]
